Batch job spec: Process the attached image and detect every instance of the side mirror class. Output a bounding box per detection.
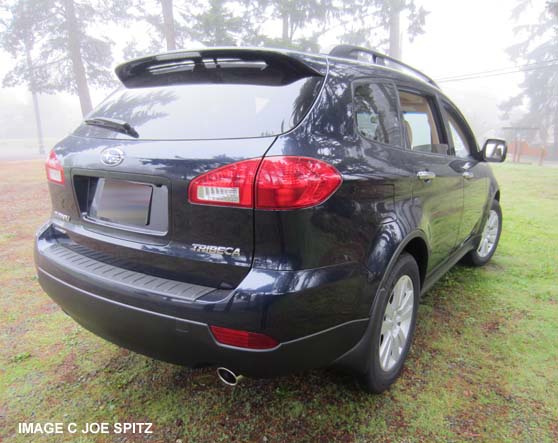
[482,139,507,163]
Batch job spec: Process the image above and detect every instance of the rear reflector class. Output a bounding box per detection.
[210,326,279,350]
[188,156,342,210]
[45,149,65,185]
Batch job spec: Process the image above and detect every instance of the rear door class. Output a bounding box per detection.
[396,87,463,272]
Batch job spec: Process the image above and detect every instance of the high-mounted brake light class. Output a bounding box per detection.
[45,149,65,185]
[210,325,279,350]
[188,156,342,210]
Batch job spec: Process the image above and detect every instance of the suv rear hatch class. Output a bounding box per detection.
[47,48,325,289]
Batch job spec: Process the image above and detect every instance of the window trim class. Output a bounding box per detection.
[351,78,404,149]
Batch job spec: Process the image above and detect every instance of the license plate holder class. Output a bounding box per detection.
[89,179,154,228]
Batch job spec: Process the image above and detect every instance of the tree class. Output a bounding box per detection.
[124,0,264,56]
[124,0,184,57]
[2,0,125,117]
[264,0,337,51]
[501,1,558,156]
[161,0,177,50]
[338,0,428,58]
[124,0,427,59]
[182,0,264,46]
[0,0,47,153]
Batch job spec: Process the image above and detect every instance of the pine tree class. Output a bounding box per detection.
[338,0,428,58]
[182,0,263,46]
[264,0,337,51]
[501,0,558,156]
[0,0,47,153]
[124,0,264,56]
[123,0,427,58]
[1,0,127,117]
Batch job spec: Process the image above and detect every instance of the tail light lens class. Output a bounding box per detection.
[210,325,279,349]
[256,157,342,209]
[45,149,65,185]
[188,159,259,208]
[188,156,342,210]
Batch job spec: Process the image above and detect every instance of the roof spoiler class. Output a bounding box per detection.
[329,45,439,89]
[115,47,325,87]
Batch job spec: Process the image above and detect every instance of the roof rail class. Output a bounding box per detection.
[329,45,439,89]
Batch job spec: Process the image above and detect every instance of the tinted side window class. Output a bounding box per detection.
[398,90,448,155]
[444,106,473,158]
[354,82,401,146]
[448,118,471,158]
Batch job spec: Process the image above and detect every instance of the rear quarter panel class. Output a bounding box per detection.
[255,61,421,321]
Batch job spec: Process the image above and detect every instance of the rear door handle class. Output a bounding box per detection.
[417,171,436,181]
[462,171,474,180]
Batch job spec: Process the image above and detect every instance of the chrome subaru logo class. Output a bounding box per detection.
[100,148,124,166]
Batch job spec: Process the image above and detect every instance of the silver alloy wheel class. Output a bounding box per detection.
[379,275,414,371]
[477,209,499,258]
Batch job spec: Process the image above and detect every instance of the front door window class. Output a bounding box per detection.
[399,91,448,156]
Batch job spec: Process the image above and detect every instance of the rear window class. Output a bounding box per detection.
[75,76,323,141]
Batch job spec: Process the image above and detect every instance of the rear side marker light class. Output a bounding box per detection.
[188,156,342,210]
[45,149,65,185]
[210,326,279,350]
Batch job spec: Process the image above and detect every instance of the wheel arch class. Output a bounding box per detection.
[332,229,429,375]
[401,236,428,290]
[379,230,429,294]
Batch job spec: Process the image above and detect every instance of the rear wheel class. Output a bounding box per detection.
[361,253,420,393]
[463,199,502,267]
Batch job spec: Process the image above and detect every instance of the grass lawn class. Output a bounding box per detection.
[0,160,557,442]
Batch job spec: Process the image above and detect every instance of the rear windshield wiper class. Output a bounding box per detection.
[85,117,139,138]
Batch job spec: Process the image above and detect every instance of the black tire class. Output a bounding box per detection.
[462,199,502,267]
[360,252,420,393]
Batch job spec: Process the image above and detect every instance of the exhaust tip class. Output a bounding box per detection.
[217,367,240,386]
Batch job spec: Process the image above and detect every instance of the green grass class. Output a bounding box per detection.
[0,161,557,442]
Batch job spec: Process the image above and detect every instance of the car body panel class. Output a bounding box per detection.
[35,46,501,377]
[49,136,282,288]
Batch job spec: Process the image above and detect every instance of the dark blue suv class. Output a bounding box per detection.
[35,46,507,392]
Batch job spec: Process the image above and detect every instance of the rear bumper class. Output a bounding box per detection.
[35,223,369,377]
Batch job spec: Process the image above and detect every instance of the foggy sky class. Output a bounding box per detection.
[0,0,549,143]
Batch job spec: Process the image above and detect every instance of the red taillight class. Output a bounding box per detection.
[188,159,259,208]
[210,326,279,350]
[45,149,65,185]
[256,156,342,209]
[188,156,342,210]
